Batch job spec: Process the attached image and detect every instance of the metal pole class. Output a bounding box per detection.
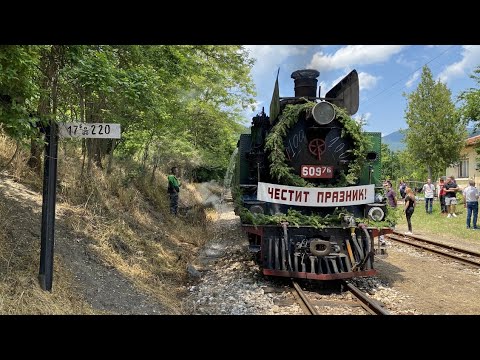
[39,121,58,291]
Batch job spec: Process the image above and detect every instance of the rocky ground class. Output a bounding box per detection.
[184,201,480,315]
[183,201,419,315]
[4,169,480,315]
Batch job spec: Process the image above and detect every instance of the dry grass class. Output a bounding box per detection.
[60,167,214,313]
[0,198,96,314]
[0,135,43,191]
[1,134,216,314]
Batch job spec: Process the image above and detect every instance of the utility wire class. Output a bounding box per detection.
[361,45,458,109]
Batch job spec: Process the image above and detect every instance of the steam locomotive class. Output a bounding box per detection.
[233,69,392,280]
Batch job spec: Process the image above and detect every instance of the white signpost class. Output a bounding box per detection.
[39,121,121,291]
[58,122,121,139]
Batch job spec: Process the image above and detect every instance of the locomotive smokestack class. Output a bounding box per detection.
[291,69,320,98]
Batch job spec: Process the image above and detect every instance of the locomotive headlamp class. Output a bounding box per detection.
[368,206,385,221]
[312,101,335,125]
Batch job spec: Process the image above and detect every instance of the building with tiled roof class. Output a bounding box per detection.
[446,134,480,189]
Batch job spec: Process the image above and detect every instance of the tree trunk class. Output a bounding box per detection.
[86,138,94,174]
[27,137,43,175]
[93,140,103,169]
[27,45,65,176]
[80,139,86,178]
[142,141,150,167]
[150,153,159,184]
[79,88,86,178]
[106,139,116,174]
[85,95,94,174]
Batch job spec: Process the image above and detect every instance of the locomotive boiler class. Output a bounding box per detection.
[233,69,392,280]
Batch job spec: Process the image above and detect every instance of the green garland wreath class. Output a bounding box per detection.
[264,101,370,188]
[235,102,397,227]
[237,203,397,228]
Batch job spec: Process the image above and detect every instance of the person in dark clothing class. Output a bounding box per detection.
[386,183,397,208]
[403,187,416,235]
[444,175,459,218]
[399,180,406,200]
[167,167,181,215]
[438,178,447,214]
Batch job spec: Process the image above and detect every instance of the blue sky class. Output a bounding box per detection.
[244,45,480,136]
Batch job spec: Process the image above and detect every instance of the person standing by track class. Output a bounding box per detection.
[462,179,479,229]
[445,175,459,218]
[438,178,447,215]
[403,187,416,235]
[422,178,435,214]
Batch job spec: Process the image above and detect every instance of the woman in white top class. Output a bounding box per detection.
[422,179,435,214]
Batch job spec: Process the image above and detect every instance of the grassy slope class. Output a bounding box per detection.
[0,134,216,314]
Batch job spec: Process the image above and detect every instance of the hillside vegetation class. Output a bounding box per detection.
[0,132,229,313]
[0,45,252,314]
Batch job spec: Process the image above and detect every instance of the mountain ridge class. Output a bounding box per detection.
[382,127,480,152]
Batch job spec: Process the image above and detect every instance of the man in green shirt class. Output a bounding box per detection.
[167,167,181,215]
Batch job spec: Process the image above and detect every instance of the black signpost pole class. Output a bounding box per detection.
[39,121,59,291]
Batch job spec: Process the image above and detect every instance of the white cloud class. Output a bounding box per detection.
[425,45,450,49]
[245,45,310,75]
[328,70,379,92]
[438,45,480,83]
[307,45,407,72]
[405,70,421,88]
[396,54,417,69]
[358,72,380,90]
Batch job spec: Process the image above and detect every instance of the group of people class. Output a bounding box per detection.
[383,175,480,234]
[383,180,416,235]
[437,176,479,229]
[437,176,458,217]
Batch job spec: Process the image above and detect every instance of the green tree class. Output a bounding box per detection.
[1,45,255,183]
[459,66,480,125]
[459,66,480,170]
[381,143,400,181]
[0,45,41,139]
[403,65,465,180]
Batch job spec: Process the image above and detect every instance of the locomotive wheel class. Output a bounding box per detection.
[309,239,331,256]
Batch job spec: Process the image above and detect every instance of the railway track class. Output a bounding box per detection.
[386,231,480,268]
[291,280,389,315]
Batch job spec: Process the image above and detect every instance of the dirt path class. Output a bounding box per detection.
[189,199,480,315]
[0,172,168,314]
[375,239,480,314]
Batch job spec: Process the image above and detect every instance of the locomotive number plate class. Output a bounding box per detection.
[301,165,333,178]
